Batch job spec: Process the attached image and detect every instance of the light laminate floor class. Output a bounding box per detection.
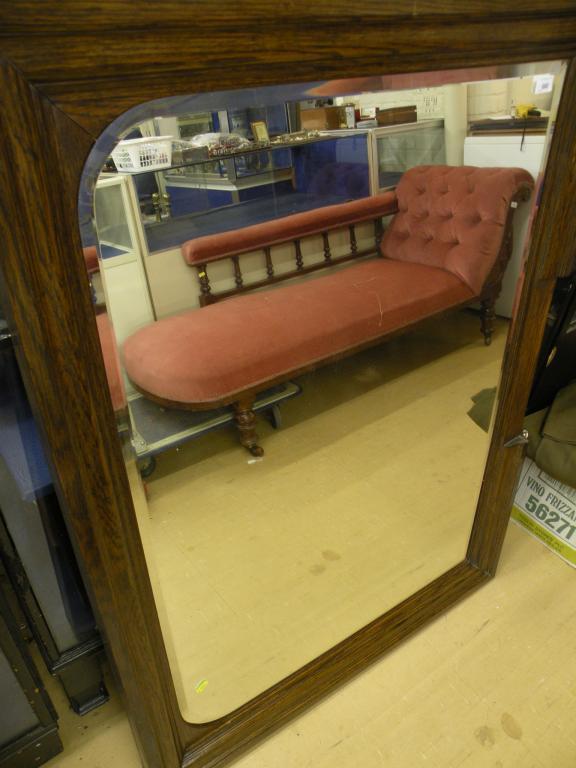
[46,521,576,768]
[136,310,505,721]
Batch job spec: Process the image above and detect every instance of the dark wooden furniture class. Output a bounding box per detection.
[0,557,63,768]
[0,325,109,715]
[0,493,109,716]
[527,263,576,414]
[1,4,576,768]
[124,167,533,456]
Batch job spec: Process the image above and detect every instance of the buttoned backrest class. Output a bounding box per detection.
[381,165,534,296]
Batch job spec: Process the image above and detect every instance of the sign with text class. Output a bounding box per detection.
[512,458,576,567]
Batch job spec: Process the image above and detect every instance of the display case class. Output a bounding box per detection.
[134,132,371,254]
[0,556,62,768]
[123,121,444,256]
[370,120,446,190]
[161,149,294,219]
[0,313,108,717]
[152,107,294,217]
[326,120,445,193]
[93,120,446,324]
[93,175,155,350]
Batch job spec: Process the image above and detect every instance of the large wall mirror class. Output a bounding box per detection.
[2,5,576,766]
[78,61,563,723]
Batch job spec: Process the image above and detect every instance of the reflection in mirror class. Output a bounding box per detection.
[79,61,564,722]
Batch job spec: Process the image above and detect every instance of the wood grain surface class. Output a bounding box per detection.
[1,3,575,767]
[1,2,575,133]
[0,61,186,768]
[467,58,576,573]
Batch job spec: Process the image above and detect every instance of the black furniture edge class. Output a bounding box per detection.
[0,513,109,715]
[0,725,61,768]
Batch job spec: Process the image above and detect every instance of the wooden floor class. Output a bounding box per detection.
[137,310,504,721]
[46,521,576,768]
[40,308,576,767]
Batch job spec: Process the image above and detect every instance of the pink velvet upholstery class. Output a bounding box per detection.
[381,165,534,295]
[182,191,398,266]
[125,164,533,411]
[123,259,473,405]
[96,313,127,413]
[82,247,126,410]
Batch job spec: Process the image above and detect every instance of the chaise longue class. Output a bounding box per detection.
[122,165,534,457]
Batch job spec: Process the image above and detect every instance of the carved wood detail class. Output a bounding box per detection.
[193,217,391,306]
[195,264,214,307]
[478,186,532,346]
[264,246,274,278]
[374,218,384,253]
[349,224,358,256]
[231,255,243,289]
[294,238,304,271]
[233,398,264,457]
[322,231,332,264]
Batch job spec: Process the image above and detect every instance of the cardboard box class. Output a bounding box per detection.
[511,458,576,567]
[300,106,345,130]
[376,105,417,126]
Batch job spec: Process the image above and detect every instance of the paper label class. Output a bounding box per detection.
[511,458,576,567]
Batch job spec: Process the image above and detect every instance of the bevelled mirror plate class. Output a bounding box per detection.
[77,60,564,723]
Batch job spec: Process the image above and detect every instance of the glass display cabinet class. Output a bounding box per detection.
[160,148,295,219]
[0,557,62,768]
[370,120,446,190]
[94,117,447,337]
[152,106,295,218]
[93,175,155,349]
[135,135,371,250]
[0,307,108,718]
[115,121,445,258]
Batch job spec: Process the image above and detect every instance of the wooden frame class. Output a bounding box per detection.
[0,3,576,767]
[194,216,391,306]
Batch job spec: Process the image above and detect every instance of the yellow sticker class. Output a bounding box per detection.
[195,679,209,694]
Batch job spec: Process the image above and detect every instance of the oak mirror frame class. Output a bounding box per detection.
[1,4,576,767]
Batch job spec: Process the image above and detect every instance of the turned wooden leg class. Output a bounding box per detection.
[480,297,495,346]
[233,398,264,457]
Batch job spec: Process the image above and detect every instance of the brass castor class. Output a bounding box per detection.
[248,444,265,458]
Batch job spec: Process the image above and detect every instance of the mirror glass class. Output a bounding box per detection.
[78,61,565,721]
